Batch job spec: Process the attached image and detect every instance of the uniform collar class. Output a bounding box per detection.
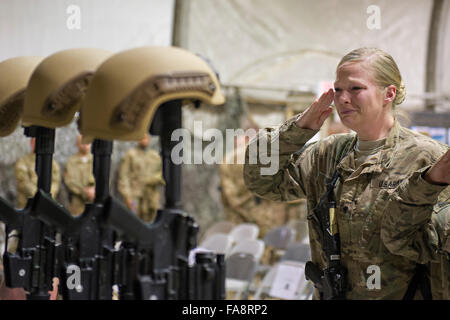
[136,146,147,153]
[337,119,401,179]
[379,118,401,169]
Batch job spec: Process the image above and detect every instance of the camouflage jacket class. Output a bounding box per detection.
[63,153,95,215]
[383,174,449,300]
[219,145,304,238]
[243,116,449,299]
[118,147,165,201]
[15,153,61,208]
[430,203,450,300]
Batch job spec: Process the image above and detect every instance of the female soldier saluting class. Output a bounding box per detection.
[244,47,449,300]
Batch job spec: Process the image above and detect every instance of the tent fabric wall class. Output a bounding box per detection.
[0,0,174,60]
[178,0,436,110]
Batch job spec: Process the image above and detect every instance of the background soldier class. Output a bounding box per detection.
[219,133,305,239]
[219,132,306,266]
[118,133,165,222]
[63,135,95,216]
[14,137,61,209]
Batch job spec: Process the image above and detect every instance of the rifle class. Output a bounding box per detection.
[103,196,225,300]
[189,252,226,300]
[305,170,347,300]
[2,100,226,300]
[101,100,225,300]
[2,126,60,300]
[30,139,118,300]
[28,124,226,300]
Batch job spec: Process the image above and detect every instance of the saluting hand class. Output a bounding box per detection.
[424,149,450,185]
[295,88,335,130]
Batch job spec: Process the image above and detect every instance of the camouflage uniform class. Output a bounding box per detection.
[0,223,4,287]
[244,116,449,299]
[382,178,449,300]
[63,153,95,216]
[430,203,450,300]
[118,147,165,222]
[220,143,305,265]
[219,173,283,237]
[14,153,61,209]
[219,149,301,239]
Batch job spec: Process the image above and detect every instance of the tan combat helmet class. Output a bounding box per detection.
[79,46,225,142]
[0,56,43,137]
[22,48,112,128]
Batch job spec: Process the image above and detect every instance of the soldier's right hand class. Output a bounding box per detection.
[0,282,26,300]
[295,88,334,130]
[126,198,137,213]
[84,186,95,202]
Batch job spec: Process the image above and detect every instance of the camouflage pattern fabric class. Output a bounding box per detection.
[220,141,307,265]
[219,142,306,238]
[381,157,449,300]
[429,203,450,300]
[14,153,61,208]
[0,223,4,288]
[244,115,449,299]
[118,147,165,222]
[63,153,95,216]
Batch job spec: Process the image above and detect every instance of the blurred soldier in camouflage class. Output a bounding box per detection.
[63,135,95,216]
[118,133,165,222]
[8,137,59,300]
[219,133,304,239]
[14,137,61,208]
[219,129,307,266]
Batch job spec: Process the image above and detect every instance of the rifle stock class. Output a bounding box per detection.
[30,189,81,235]
[0,197,23,229]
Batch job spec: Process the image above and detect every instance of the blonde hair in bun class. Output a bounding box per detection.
[394,80,406,106]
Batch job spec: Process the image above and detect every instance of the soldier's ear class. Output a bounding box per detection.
[383,85,396,106]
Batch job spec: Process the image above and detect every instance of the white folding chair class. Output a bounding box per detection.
[189,233,233,266]
[228,223,259,244]
[200,221,235,243]
[263,226,297,250]
[199,233,233,255]
[280,242,311,263]
[225,252,258,300]
[255,225,297,274]
[229,238,265,262]
[286,220,309,244]
[253,260,313,300]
